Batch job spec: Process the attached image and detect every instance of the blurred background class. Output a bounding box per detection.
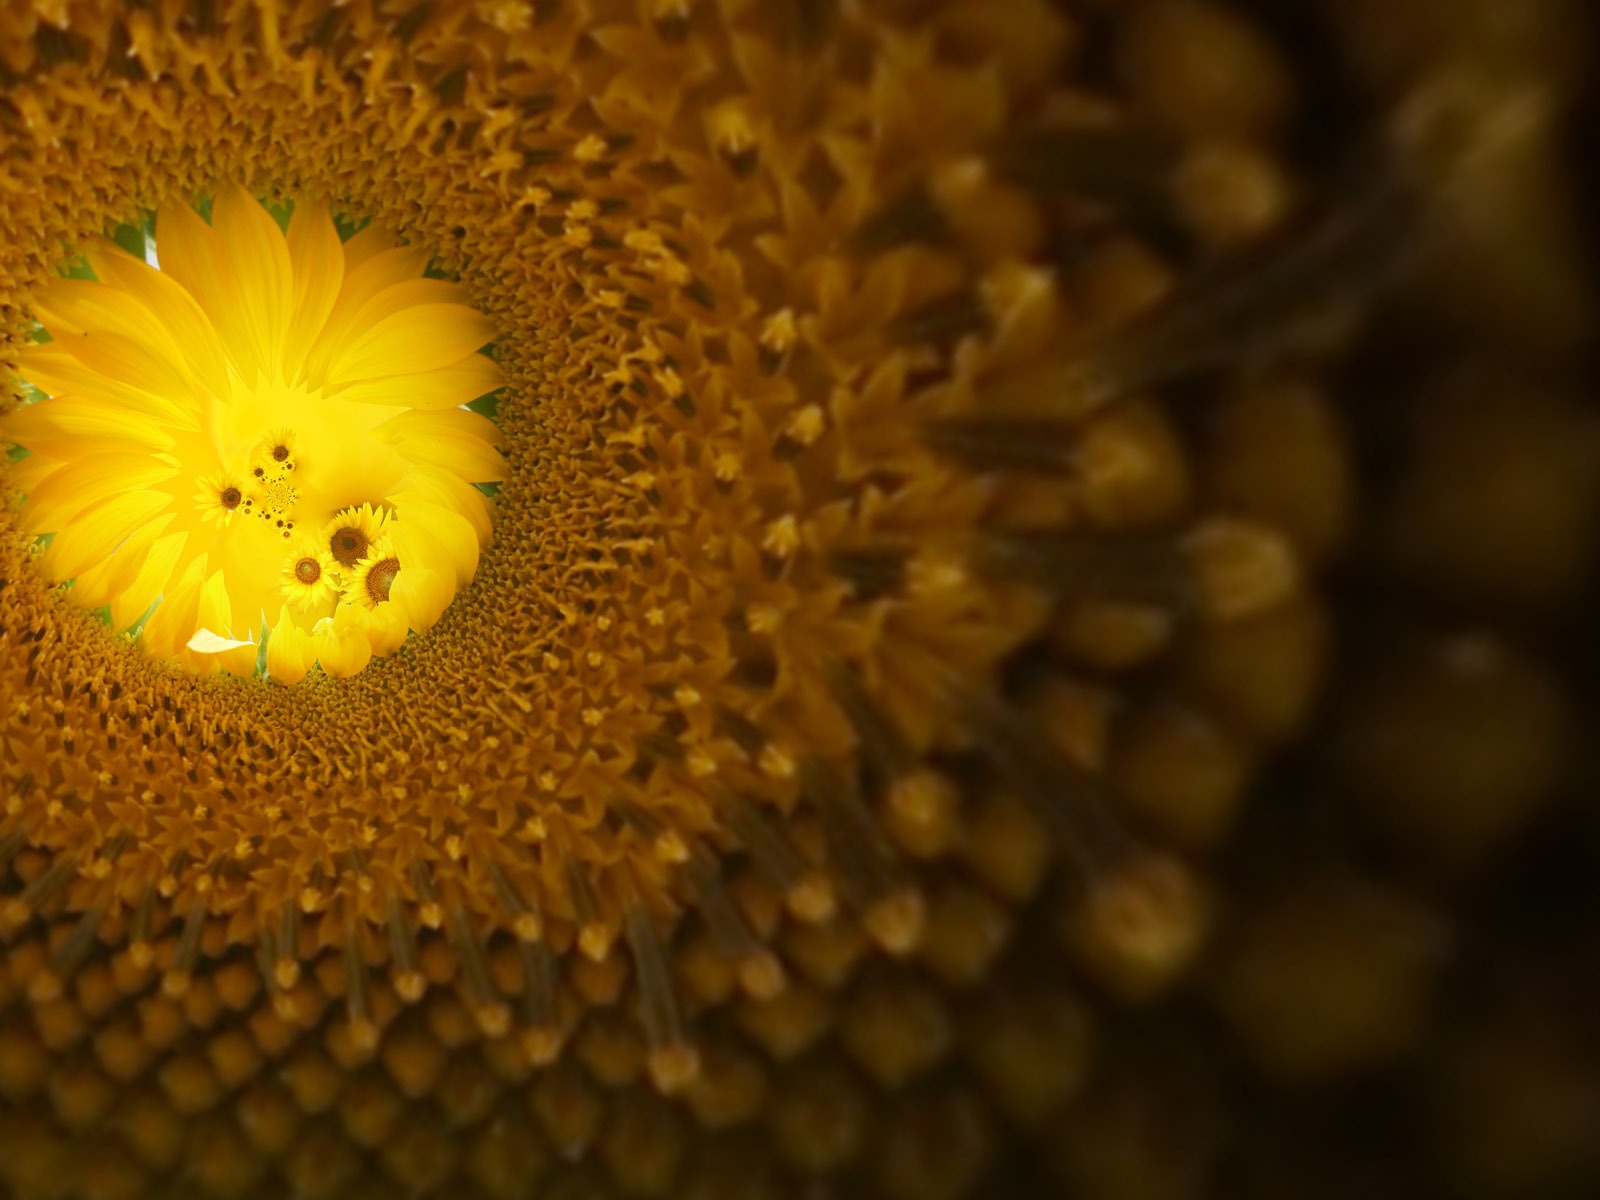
[1015,2,1600,1197]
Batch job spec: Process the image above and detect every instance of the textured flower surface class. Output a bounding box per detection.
[7,184,502,679]
[0,0,1592,1198]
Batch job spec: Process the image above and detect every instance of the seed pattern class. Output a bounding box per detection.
[0,0,1417,1197]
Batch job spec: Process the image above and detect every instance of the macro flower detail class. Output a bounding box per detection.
[0,1,1342,1194]
[1,1,1584,1199]
[5,184,504,679]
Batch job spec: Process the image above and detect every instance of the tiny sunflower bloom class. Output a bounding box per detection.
[251,426,298,475]
[321,501,391,572]
[279,537,338,613]
[347,538,402,609]
[192,470,247,526]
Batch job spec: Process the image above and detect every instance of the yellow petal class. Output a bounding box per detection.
[313,608,374,678]
[386,499,479,585]
[32,276,198,395]
[186,568,259,675]
[364,603,410,655]
[19,343,201,430]
[72,512,176,613]
[7,448,61,494]
[301,242,435,384]
[282,198,345,383]
[210,182,295,380]
[187,628,256,653]
[152,196,230,348]
[1,393,177,453]
[343,277,468,333]
[194,568,236,639]
[397,465,495,545]
[20,452,178,533]
[40,490,173,581]
[390,563,450,632]
[87,242,232,401]
[326,303,498,388]
[265,608,314,685]
[338,222,400,273]
[332,352,503,410]
[109,529,187,631]
[373,408,506,483]
[138,554,208,658]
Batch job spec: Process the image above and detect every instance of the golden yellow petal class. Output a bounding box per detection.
[281,197,345,384]
[264,607,313,684]
[389,561,450,631]
[325,303,498,388]
[87,242,232,401]
[208,181,295,380]
[38,489,173,582]
[18,342,200,430]
[19,452,177,534]
[0,393,176,453]
[373,408,506,483]
[108,527,187,632]
[332,352,503,410]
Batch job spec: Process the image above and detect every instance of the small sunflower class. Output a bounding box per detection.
[346,538,401,609]
[321,501,391,571]
[278,537,338,613]
[191,469,246,526]
[251,426,297,476]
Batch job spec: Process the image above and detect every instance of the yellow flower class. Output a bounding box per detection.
[250,425,298,475]
[346,537,401,609]
[320,501,392,573]
[8,185,504,674]
[278,536,338,614]
[191,468,246,526]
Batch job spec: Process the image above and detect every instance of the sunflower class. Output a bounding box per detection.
[0,1,1591,1199]
[320,502,392,574]
[278,536,338,614]
[191,469,247,527]
[251,426,298,477]
[346,538,401,609]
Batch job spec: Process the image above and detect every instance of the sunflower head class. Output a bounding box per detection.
[192,469,246,526]
[322,502,390,573]
[348,538,401,609]
[279,537,338,613]
[252,426,297,475]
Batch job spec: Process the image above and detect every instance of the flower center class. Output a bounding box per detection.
[294,557,321,584]
[332,528,369,567]
[366,558,401,604]
[220,487,242,510]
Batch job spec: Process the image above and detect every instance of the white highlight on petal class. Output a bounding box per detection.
[187,628,257,654]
